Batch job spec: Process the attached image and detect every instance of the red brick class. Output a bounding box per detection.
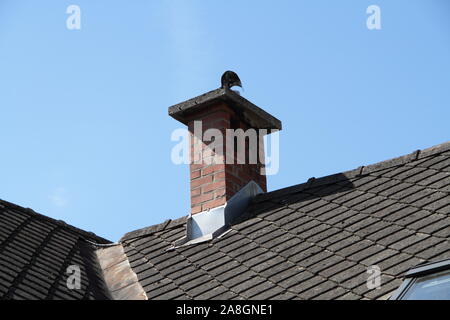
[190,188,201,197]
[191,193,214,206]
[190,164,203,171]
[213,171,226,181]
[203,181,226,194]
[191,175,213,189]
[214,188,226,197]
[202,198,226,211]
[202,165,224,176]
[190,169,201,179]
[191,205,202,214]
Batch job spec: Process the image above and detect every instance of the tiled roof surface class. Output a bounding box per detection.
[0,200,112,300]
[121,142,450,300]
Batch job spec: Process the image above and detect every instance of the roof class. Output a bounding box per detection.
[120,141,450,300]
[1,141,449,300]
[0,200,112,300]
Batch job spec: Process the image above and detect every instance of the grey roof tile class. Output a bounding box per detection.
[240,280,279,299]
[389,233,429,253]
[415,240,450,260]
[248,285,285,300]
[419,216,450,235]
[336,291,362,300]
[364,278,403,300]
[212,291,240,300]
[289,245,323,264]
[300,280,338,299]
[260,261,298,280]
[436,203,450,214]
[225,275,265,294]
[368,201,409,218]
[195,286,228,300]
[327,209,366,228]
[312,286,349,300]
[383,256,424,277]
[288,275,328,295]
[352,220,392,238]
[214,265,253,284]
[397,234,442,255]
[393,209,433,227]
[319,259,357,278]
[274,269,313,289]
[298,251,335,269]
[435,226,450,238]
[330,265,366,285]
[427,250,450,261]
[381,205,419,222]
[270,291,298,300]
[189,279,224,298]
[366,224,406,242]
[351,274,396,298]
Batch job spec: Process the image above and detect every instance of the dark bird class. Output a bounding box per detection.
[221,71,243,90]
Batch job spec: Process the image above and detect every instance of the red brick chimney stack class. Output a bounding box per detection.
[169,85,281,215]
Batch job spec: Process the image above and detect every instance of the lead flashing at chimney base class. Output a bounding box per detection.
[168,180,263,249]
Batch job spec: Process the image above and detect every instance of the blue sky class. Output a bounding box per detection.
[0,1,449,241]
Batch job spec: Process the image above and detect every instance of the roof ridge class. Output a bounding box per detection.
[119,141,450,241]
[0,199,111,244]
[120,216,187,242]
[254,140,450,202]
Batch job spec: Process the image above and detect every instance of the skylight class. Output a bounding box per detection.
[391,259,450,300]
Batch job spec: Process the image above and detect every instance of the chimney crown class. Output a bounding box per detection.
[169,88,282,131]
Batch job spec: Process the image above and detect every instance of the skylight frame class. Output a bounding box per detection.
[390,258,450,300]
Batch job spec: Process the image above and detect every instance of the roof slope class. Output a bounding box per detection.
[0,200,112,300]
[121,142,450,300]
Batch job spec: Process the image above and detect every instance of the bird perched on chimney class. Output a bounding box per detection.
[221,71,243,90]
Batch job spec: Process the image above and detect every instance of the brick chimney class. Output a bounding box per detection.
[169,86,281,215]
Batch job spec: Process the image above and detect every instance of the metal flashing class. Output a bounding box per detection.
[169,181,263,249]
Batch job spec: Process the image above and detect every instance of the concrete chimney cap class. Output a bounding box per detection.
[168,88,282,131]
